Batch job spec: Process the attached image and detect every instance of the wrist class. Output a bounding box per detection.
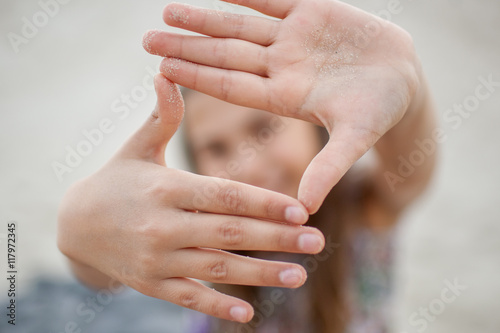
[68,259,120,290]
[398,56,427,128]
[376,57,433,151]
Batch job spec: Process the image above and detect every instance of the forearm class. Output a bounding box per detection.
[372,64,438,211]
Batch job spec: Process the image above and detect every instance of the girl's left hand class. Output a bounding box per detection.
[143,0,422,213]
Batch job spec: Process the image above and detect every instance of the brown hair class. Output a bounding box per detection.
[181,89,368,332]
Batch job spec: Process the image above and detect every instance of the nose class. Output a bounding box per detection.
[235,150,265,186]
[232,147,276,189]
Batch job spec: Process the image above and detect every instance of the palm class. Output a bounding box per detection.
[268,1,411,129]
[144,0,419,212]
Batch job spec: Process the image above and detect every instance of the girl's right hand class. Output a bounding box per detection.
[144,0,424,214]
[57,74,325,323]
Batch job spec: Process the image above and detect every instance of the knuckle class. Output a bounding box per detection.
[257,47,269,76]
[136,222,165,250]
[219,71,232,101]
[232,14,245,39]
[193,64,201,90]
[178,290,200,310]
[207,258,229,281]
[145,180,170,200]
[268,21,280,45]
[274,228,289,250]
[136,252,159,278]
[207,299,223,318]
[218,221,245,247]
[264,198,280,219]
[131,276,158,296]
[216,185,243,214]
[256,264,275,284]
[133,226,173,279]
[214,39,229,68]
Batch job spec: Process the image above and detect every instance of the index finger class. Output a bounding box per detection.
[220,0,299,19]
[175,171,309,224]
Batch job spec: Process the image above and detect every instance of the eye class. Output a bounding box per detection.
[250,115,272,135]
[206,141,228,158]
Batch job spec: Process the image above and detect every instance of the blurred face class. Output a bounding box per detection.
[184,92,322,198]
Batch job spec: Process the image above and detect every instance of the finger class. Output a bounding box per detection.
[177,212,325,253]
[168,248,307,288]
[171,170,309,224]
[298,127,375,213]
[159,57,270,111]
[153,277,254,323]
[119,74,184,165]
[221,0,299,19]
[144,31,268,76]
[162,3,279,46]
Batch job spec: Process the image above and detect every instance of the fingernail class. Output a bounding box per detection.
[279,268,304,287]
[285,206,308,224]
[230,306,248,323]
[298,233,324,253]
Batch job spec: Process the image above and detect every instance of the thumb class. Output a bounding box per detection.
[298,128,371,213]
[119,74,184,165]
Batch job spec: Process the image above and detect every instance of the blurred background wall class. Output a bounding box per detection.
[0,0,499,332]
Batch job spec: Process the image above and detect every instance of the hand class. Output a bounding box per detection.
[143,0,422,213]
[57,74,324,323]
